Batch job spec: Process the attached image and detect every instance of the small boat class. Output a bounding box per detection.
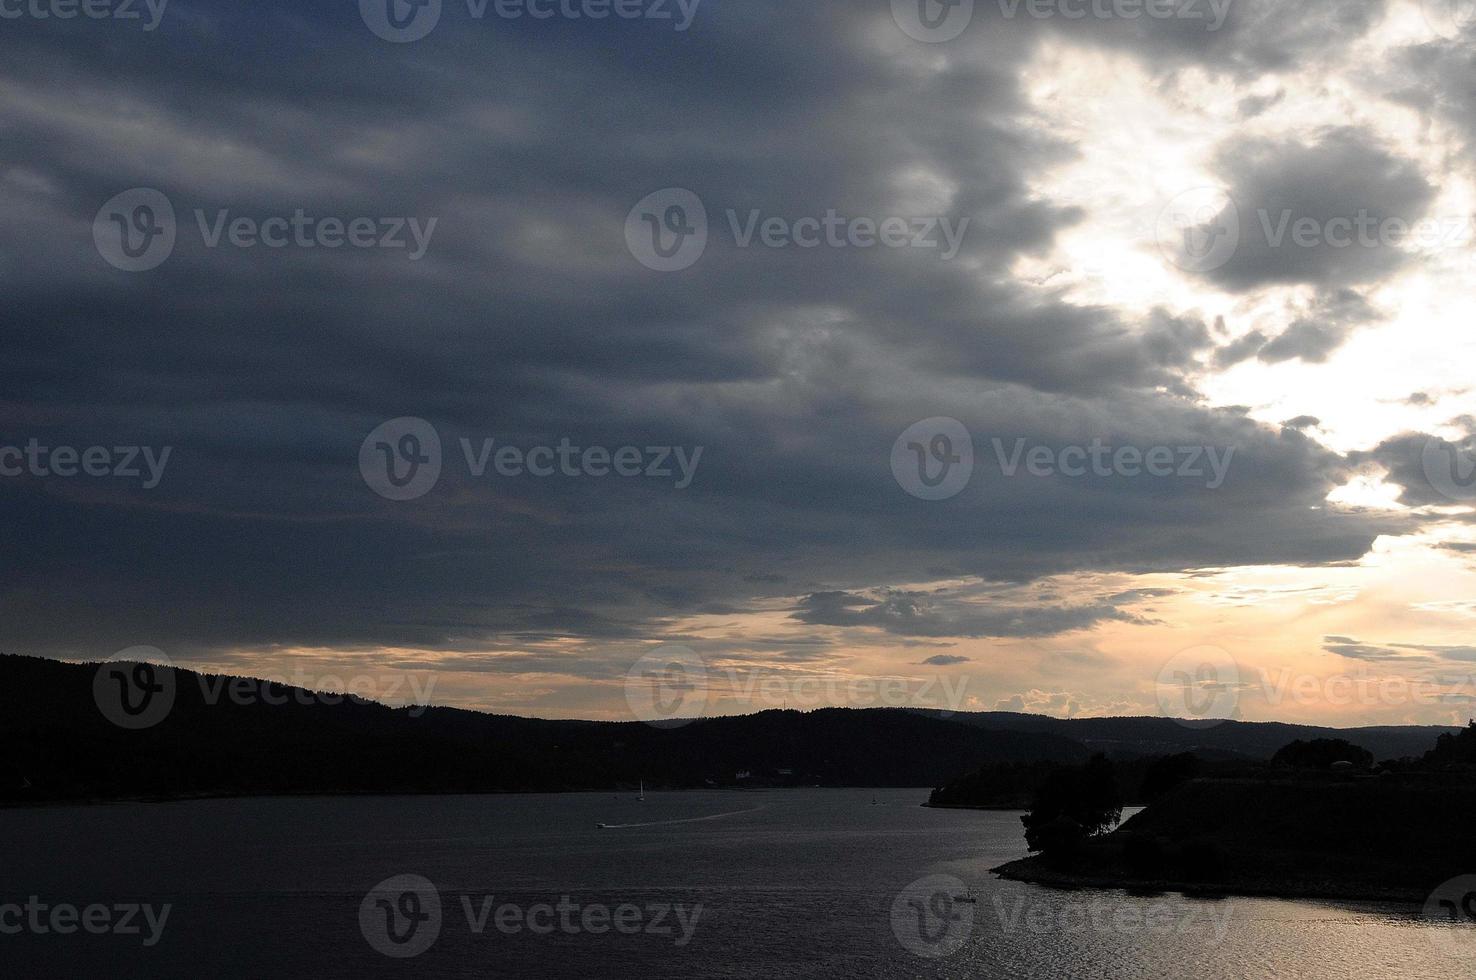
[596,823,610,829]
[954,889,978,904]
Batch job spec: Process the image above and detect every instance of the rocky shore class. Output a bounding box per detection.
[990,772,1476,905]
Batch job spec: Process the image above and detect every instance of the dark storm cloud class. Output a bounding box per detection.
[1257,321,1348,363]
[1206,127,1435,291]
[1323,636,1476,663]
[0,0,1421,660]
[1392,643,1476,662]
[1321,636,1425,662]
[1257,289,1380,364]
[1041,0,1383,74]
[1392,30,1476,155]
[1352,425,1476,509]
[1237,90,1285,119]
[1212,329,1269,368]
[793,589,1151,639]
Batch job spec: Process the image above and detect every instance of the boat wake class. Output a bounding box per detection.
[596,804,765,830]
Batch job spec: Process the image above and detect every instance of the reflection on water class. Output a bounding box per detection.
[1,789,1470,978]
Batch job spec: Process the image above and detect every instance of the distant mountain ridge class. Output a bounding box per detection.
[0,655,1458,805]
[0,654,1087,803]
[912,709,1457,764]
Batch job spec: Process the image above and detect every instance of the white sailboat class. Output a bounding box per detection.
[637,780,645,802]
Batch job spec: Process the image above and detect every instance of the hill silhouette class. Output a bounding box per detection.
[0,654,1460,807]
[0,654,1088,803]
[912,709,1453,763]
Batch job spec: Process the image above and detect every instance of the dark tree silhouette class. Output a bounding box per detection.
[927,760,1065,808]
[1021,753,1122,853]
[1140,752,1200,801]
[1271,738,1373,769]
[1424,720,1476,766]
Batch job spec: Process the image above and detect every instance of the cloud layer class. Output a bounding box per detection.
[1,1,1472,727]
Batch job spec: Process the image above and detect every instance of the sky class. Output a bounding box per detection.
[4,0,1476,727]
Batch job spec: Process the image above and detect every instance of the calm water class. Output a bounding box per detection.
[1,789,1469,978]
